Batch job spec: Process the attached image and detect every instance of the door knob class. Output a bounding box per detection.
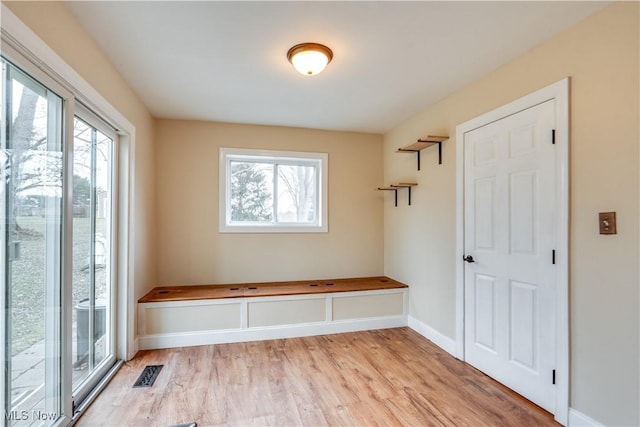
[463,255,475,263]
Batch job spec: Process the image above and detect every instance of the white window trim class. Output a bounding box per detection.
[219,147,328,233]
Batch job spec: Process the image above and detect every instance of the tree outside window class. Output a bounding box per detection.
[220,148,327,233]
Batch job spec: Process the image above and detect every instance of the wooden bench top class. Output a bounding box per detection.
[138,276,408,303]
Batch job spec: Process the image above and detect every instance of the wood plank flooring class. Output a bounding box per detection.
[77,328,558,426]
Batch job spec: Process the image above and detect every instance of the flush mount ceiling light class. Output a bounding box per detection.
[287,43,333,76]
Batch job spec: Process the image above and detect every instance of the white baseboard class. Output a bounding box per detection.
[568,408,604,427]
[408,315,457,357]
[139,315,408,350]
[130,338,139,360]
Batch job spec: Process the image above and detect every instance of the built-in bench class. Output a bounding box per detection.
[138,276,408,350]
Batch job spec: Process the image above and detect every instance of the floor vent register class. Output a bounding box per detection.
[133,364,163,388]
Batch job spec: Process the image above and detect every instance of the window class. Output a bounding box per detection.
[220,148,328,233]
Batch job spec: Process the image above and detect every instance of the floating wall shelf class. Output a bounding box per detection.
[377,183,418,207]
[397,135,448,171]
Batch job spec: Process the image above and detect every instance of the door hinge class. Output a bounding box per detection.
[552,369,556,385]
[552,129,556,145]
[552,249,556,265]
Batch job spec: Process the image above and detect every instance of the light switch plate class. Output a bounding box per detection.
[599,212,617,235]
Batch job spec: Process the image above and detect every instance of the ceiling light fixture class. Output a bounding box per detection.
[287,43,333,76]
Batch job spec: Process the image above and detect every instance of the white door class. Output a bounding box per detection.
[463,99,557,412]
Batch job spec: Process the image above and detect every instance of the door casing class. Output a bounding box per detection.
[455,78,569,425]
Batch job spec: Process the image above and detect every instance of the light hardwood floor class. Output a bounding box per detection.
[78,328,558,426]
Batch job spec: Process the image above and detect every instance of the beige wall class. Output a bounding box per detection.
[4,2,158,316]
[155,119,383,285]
[383,3,639,425]
[6,1,638,424]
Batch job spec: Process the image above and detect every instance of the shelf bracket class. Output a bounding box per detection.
[378,183,417,207]
[391,183,417,206]
[416,140,443,165]
[392,185,411,205]
[377,187,399,207]
[397,148,421,170]
[397,135,447,171]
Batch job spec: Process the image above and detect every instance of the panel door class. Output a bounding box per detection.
[463,100,557,412]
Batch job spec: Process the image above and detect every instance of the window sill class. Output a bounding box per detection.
[219,224,328,234]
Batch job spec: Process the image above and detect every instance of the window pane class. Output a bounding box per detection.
[93,129,112,371]
[277,164,317,223]
[229,161,273,223]
[72,117,113,394]
[71,118,92,386]
[220,148,327,233]
[2,59,63,425]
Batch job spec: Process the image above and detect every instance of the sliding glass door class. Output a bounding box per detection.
[2,58,64,425]
[71,110,116,402]
[1,54,118,426]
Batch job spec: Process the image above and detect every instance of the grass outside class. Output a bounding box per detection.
[10,215,108,356]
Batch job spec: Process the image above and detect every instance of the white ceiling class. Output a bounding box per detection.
[64,1,608,134]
